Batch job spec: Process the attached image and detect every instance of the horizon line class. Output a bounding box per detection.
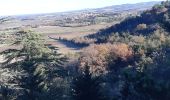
[0,0,161,17]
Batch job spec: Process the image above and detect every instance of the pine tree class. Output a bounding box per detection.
[71,65,107,100]
[0,31,67,100]
[0,85,11,100]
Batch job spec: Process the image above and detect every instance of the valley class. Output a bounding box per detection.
[0,1,160,55]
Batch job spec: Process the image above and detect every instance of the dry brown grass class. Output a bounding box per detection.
[38,23,114,39]
[0,19,115,55]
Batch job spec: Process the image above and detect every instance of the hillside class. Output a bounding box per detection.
[85,1,170,43]
[56,1,170,48]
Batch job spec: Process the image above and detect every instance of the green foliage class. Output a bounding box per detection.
[71,65,108,100]
[0,85,12,100]
[121,58,170,100]
[0,31,67,100]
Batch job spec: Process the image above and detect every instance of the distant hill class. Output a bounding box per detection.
[82,1,161,13]
[9,1,161,19]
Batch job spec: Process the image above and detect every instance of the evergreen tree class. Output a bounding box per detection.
[0,85,11,100]
[0,31,67,100]
[71,65,107,100]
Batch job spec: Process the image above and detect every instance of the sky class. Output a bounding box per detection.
[0,0,163,16]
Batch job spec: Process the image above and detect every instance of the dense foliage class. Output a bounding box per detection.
[0,31,69,100]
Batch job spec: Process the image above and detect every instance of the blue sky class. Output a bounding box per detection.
[0,0,163,16]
